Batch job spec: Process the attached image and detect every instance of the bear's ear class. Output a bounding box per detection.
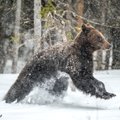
[82,24,90,34]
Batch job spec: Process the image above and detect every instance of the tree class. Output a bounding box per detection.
[107,0,120,69]
[11,0,21,73]
[34,0,42,53]
[111,28,120,69]
[0,0,16,73]
[0,1,6,73]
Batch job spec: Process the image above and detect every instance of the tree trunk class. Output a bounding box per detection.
[96,50,103,70]
[34,0,42,53]
[104,50,111,70]
[0,39,6,73]
[0,16,6,73]
[106,0,120,69]
[71,0,84,26]
[111,28,120,69]
[12,0,21,73]
[0,1,10,73]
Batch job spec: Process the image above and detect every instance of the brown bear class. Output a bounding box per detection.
[4,24,116,103]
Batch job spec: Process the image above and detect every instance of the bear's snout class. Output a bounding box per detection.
[108,44,112,49]
[103,40,111,49]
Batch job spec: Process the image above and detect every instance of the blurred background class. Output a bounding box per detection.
[0,0,120,73]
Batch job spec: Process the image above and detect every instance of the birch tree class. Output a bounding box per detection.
[12,0,21,73]
[34,0,42,53]
[0,1,6,73]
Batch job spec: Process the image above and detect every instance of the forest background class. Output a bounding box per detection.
[0,0,120,73]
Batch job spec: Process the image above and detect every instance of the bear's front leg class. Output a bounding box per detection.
[91,77,116,99]
[68,73,116,100]
[65,55,116,100]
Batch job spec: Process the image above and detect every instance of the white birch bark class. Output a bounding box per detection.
[34,0,42,53]
[12,0,21,73]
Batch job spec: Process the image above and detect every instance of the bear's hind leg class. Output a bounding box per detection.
[4,79,34,103]
[49,76,69,97]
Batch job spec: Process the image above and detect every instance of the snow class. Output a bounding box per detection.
[0,70,120,120]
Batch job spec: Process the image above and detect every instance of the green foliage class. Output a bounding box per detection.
[40,0,56,18]
[66,31,73,41]
[10,35,19,43]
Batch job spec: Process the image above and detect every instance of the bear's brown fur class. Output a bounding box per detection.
[4,24,116,103]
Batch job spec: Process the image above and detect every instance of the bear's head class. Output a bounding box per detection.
[75,24,111,52]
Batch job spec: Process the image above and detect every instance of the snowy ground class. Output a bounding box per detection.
[0,70,120,120]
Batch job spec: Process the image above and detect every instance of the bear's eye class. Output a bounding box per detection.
[97,36,102,42]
